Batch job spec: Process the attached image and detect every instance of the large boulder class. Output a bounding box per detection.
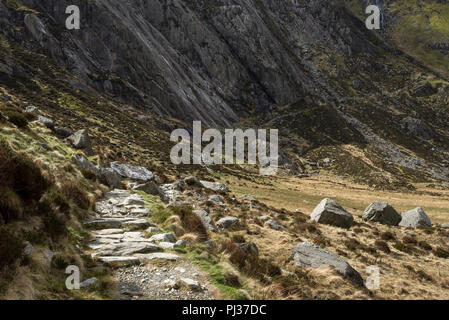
[96,242,161,256]
[111,162,154,182]
[193,209,218,232]
[200,180,229,194]
[97,167,122,189]
[362,202,401,226]
[310,198,354,228]
[68,129,94,156]
[399,207,432,228]
[291,242,363,286]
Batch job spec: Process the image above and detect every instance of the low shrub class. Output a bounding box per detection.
[172,206,208,240]
[0,227,24,271]
[0,187,23,224]
[402,236,417,245]
[5,111,28,128]
[81,169,97,181]
[418,241,432,251]
[434,247,449,259]
[0,139,49,202]
[61,181,90,210]
[374,240,390,253]
[380,231,395,241]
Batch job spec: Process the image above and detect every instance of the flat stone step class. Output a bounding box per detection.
[92,229,124,235]
[135,253,181,262]
[95,242,162,257]
[84,217,149,229]
[97,256,140,267]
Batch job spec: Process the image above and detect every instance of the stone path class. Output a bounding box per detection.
[83,189,214,300]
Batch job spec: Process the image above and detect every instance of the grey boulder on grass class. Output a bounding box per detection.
[362,202,401,226]
[399,207,432,228]
[310,198,354,228]
[291,242,363,286]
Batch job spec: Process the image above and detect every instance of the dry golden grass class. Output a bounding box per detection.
[220,173,449,300]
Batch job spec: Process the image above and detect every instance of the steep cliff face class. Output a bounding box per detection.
[1,0,449,185]
[0,0,383,125]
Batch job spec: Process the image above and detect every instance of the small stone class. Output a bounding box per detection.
[38,115,55,129]
[80,277,98,288]
[265,219,281,230]
[149,233,176,243]
[216,216,240,230]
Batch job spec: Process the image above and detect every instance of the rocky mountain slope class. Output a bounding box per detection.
[1,0,449,186]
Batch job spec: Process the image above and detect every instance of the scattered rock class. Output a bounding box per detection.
[216,216,240,230]
[23,241,35,256]
[208,195,224,204]
[38,115,55,130]
[175,278,202,291]
[200,180,229,193]
[80,277,98,288]
[362,202,401,226]
[193,209,218,232]
[146,227,162,233]
[149,233,176,243]
[133,181,168,203]
[25,106,38,115]
[291,242,363,286]
[175,240,188,248]
[111,162,154,182]
[67,129,94,156]
[265,219,281,230]
[72,154,98,174]
[240,195,257,202]
[310,198,354,228]
[399,207,432,228]
[441,223,449,229]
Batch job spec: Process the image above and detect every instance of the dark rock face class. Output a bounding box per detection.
[362,202,401,226]
[3,0,380,126]
[400,117,434,140]
[412,82,438,97]
[291,242,363,286]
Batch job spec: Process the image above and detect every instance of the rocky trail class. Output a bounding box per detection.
[83,189,214,300]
